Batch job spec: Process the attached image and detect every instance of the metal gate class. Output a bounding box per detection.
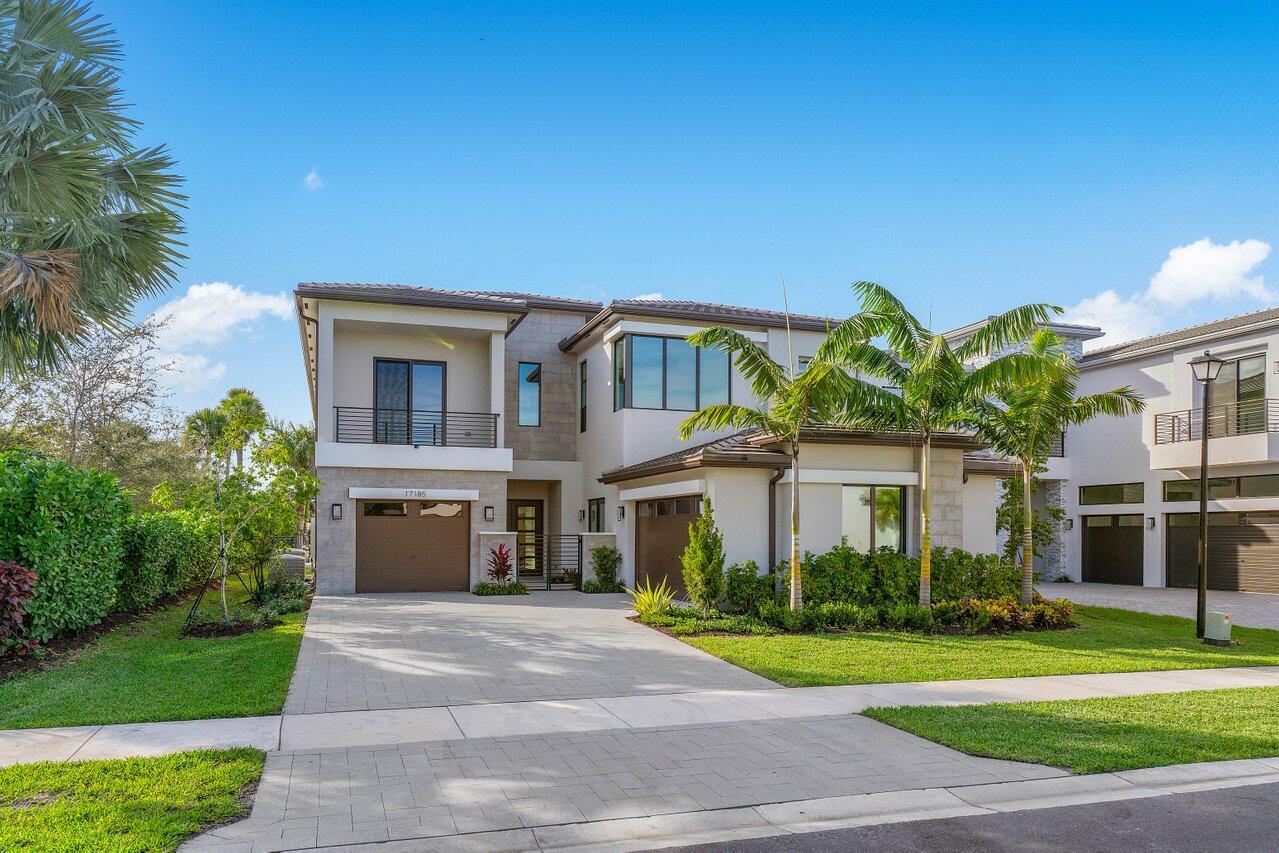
[515,534,583,590]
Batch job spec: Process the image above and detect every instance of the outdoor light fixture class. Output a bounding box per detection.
[1146,517,1156,530]
[1063,518,1073,531]
[1189,350,1225,640]
[483,505,495,522]
[330,503,343,520]
[579,509,586,522]
[617,505,625,521]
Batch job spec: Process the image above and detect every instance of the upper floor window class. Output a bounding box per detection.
[579,361,588,433]
[1079,482,1144,505]
[517,362,540,427]
[1163,474,1279,501]
[611,334,730,412]
[374,359,444,444]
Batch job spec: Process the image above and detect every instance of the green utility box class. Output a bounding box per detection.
[1204,612,1232,647]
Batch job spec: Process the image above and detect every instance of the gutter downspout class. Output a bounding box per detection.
[767,466,785,572]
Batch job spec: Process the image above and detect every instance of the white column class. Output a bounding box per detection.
[316,306,336,443]
[489,331,505,447]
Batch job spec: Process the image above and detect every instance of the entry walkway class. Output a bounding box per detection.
[7,665,1279,768]
[1049,583,1279,628]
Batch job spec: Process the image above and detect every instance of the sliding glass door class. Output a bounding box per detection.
[374,359,445,444]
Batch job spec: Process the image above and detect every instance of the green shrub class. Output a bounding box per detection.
[643,607,778,636]
[930,594,1075,633]
[0,451,130,642]
[473,581,529,595]
[581,578,617,593]
[722,561,772,614]
[879,601,933,631]
[930,547,1020,601]
[681,498,725,613]
[117,512,217,612]
[627,576,675,617]
[815,601,879,630]
[865,549,918,605]
[589,545,623,591]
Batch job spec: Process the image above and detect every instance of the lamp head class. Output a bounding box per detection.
[1190,350,1225,383]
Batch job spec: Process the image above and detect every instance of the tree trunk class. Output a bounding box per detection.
[1020,461,1035,606]
[235,447,245,470]
[918,437,931,607]
[216,476,229,621]
[789,442,802,611]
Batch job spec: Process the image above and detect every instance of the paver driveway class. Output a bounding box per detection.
[284,592,777,714]
[1044,583,1279,629]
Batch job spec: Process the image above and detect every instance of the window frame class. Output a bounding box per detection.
[615,333,732,412]
[1079,482,1145,505]
[1162,474,1279,501]
[517,361,541,427]
[840,484,907,553]
[587,497,605,532]
[579,360,588,433]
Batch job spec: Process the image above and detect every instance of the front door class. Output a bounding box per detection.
[509,499,544,586]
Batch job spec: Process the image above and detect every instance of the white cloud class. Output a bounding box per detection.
[303,167,324,191]
[150,282,292,351]
[1063,237,1273,351]
[1145,238,1273,308]
[632,292,665,301]
[158,352,227,393]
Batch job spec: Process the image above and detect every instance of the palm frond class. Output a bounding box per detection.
[677,403,779,440]
[686,326,786,399]
[953,302,1061,361]
[852,280,928,359]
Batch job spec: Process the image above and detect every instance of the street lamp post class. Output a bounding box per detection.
[1189,350,1225,639]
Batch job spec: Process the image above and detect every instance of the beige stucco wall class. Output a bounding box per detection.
[962,473,1000,554]
[329,327,491,414]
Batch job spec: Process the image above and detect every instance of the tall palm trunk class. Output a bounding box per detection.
[1020,460,1035,606]
[789,441,802,611]
[918,437,932,607]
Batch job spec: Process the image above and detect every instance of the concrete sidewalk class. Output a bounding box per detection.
[6,665,1279,768]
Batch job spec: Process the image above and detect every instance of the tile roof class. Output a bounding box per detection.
[476,291,604,312]
[560,299,837,351]
[1081,306,1279,365]
[295,282,529,313]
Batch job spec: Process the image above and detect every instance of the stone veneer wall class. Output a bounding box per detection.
[908,446,966,554]
[1039,478,1066,578]
[315,466,509,594]
[504,309,589,461]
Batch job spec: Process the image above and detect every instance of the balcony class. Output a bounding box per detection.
[1150,399,1279,471]
[334,407,499,448]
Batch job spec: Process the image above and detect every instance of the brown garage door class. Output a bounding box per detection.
[1166,511,1279,593]
[635,495,700,600]
[355,500,470,592]
[1081,514,1144,585]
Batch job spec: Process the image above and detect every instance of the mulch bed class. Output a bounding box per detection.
[181,618,281,638]
[0,588,198,683]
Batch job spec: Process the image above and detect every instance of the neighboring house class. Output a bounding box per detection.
[296,283,1003,595]
[1059,308,1279,594]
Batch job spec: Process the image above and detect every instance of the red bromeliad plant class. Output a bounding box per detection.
[486,543,514,583]
[0,560,38,653]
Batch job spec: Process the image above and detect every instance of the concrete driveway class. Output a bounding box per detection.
[284,592,777,714]
[1043,582,1279,629]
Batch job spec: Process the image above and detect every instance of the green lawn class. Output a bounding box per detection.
[866,687,1279,773]
[0,588,306,729]
[685,606,1279,686]
[0,749,262,852]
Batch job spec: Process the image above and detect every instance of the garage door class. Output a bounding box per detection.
[635,496,700,600]
[1166,511,1279,593]
[355,500,470,592]
[1081,514,1144,585]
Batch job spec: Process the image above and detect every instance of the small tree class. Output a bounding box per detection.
[995,473,1064,565]
[681,497,725,614]
[590,545,622,591]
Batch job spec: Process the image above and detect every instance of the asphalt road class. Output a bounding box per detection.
[677,782,1279,852]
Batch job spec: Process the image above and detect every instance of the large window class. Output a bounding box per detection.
[517,362,540,427]
[841,486,905,552]
[1079,482,1144,505]
[373,359,445,444]
[613,333,731,412]
[1163,474,1279,502]
[587,497,604,532]
[579,361,588,433]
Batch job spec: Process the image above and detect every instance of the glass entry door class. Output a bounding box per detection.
[509,500,544,584]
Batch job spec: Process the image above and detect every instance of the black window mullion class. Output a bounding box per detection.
[661,338,668,409]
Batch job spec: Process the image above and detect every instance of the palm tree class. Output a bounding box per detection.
[219,388,267,469]
[821,281,1058,606]
[677,326,875,610]
[184,407,230,474]
[260,420,318,548]
[970,330,1144,605]
[0,0,184,376]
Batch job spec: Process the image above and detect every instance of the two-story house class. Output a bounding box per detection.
[1059,308,1279,594]
[295,283,1008,596]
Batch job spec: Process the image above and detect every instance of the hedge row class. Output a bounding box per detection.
[0,451,218,643]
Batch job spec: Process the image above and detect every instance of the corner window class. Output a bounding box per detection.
[841,486,905,552]
[579,361,588,433]
[587,497,604,532]
[1079,483,1144,505]
[615,334,731,412]
[517,362,541,427]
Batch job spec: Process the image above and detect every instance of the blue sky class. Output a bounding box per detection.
[100,0,1279,424]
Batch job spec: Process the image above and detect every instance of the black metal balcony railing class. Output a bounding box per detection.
[334,407,499,448]
[1153,398,1279,445]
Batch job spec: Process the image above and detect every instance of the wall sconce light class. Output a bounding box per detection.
[1146,517,1156,530]
[616,505,625,521]
[330,503,343,520]
[483,505,495,522]
[578,509,586,522]
[1063,518,1073,531]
